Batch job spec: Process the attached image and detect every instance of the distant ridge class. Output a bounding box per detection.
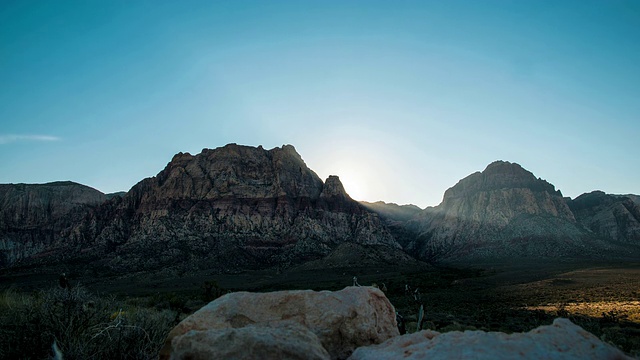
[569,191,640,245]
[360,201,422,222]
[0,181,107,266]
[404,161,638,262]
[1,149,639,271]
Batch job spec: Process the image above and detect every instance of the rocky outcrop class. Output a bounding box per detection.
[569,191,640,245]
[163,288,630,360]
[3,149,638,269]
[406,161,620,261]
[5,144,399,272]
[0,182,107,266]
[349,318,632,359]
[162,286,399,360]
[170,322,330,360]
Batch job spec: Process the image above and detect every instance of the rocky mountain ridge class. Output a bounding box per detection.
[1,146,639,271]
[398,161,639,261]
[568,191,640,245]
[0,181,107,267]
[1,144,399,273]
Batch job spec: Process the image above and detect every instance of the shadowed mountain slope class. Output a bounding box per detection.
[569,191,640,245]
[2,144,400,273]
[405,161,636,262]
[0,182,107,266]
[2,151,639,271]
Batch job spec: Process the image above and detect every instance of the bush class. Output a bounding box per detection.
[0,286,176,359]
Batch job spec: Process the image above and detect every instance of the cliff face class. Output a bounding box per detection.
[17,144,398,272]
[3,151,638,270]
[569,191,640,245]
[0,182,107,266]
[406,161,621,261]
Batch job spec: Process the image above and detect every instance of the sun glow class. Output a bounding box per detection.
[332,167,370,201]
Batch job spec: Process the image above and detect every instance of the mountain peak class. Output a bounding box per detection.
[321,175,349,199]
[153,143,323,201]
[443,161,560,201]
[483,160,529,175]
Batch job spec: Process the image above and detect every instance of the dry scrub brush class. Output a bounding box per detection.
[0,285,176,360]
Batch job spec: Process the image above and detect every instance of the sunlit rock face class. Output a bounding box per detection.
[569,191,640,245]
[406,161,621,261]
[0,182,107,266]
[7,144,398,272]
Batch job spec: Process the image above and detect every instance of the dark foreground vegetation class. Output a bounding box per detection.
[1,262,639,358]
[0,286,175,359]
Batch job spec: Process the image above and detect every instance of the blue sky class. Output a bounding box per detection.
[1,1,638,207]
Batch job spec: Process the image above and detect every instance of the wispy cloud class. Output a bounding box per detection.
[0,134,62,145]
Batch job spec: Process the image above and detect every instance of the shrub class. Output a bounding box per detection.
[0,286,176,359]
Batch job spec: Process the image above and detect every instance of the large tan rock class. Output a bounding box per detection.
[170,322,330,360]
[161,286,398,360]
[348,318,633,360]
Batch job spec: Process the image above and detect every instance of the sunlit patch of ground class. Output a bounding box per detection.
[526,301,640,323]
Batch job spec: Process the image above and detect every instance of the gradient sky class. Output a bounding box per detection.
[1,1,639,208]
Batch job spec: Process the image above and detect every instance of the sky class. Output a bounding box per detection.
[1,1,639,208]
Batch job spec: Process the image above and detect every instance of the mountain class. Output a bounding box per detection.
[405,161,633,262]
[106,191,127,199]
[0,181,107,267]
[3,144,399,273]
[2,149,639,272]
[360,201,422,222]
[569,191,640,244]
[359,201,423,251]
[619,194,640,207]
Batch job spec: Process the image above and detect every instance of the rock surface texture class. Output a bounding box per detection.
[170,322,330,360]
[0,182,107,266]
[162,286,399,360]
[569,191,640,245]
[348,318,632,360]
[2,144,398,272]
[406,161,632,261]
[2,147,639,269]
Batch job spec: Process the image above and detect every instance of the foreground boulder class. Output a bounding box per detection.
[162,286,398,359]
[170,322,330,360]
[348,318,632,360]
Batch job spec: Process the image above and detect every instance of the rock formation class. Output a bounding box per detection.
[349,318,632,359]
[569,191,640,245]
[170,322,330,360]
[3,144,399,272]
[406,161,628,261]
[163,288,631,360]
[162,286,399,360]
[0,181,107,266]
[2,148,639,270]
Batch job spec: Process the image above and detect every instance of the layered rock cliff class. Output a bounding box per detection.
[2,151,639,270]
[0,182,107,266]
[406,161,625,261]
[10,144,399,272]
[569,191,640,245]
